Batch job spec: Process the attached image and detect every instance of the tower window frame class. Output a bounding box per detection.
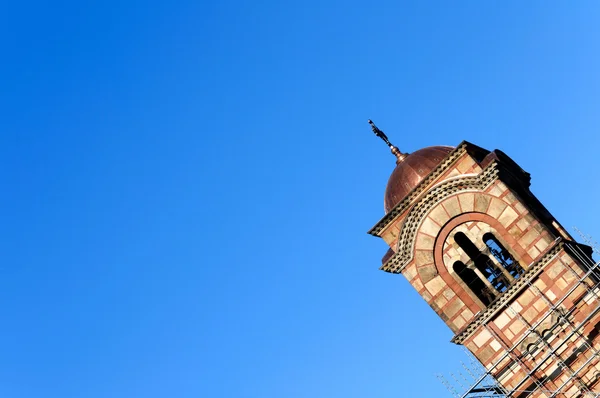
[482,233,524,279]
[452,260,496,306]
[454,231,510,294]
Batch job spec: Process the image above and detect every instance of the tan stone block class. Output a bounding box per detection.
[443,288,455,300]
[434,294,448,308]
[497,182,509,194]
[523,307,538,323]
[509,320,525,335]
[488,198,508,219]
[562,254,574,265]
[448,322,459,333]
[479,346,495,363]
[443,196,461,217]
[456,156,476,173]
[511,302,523,312]
[454,316,466,330]
[415,233,435,250]
[420,216,440,237]
[381,230,397,245]
[455,225,474,241]
[546,290,556,301]
[504,191,517,204]
[474,194,491,213]
[533,278,547,291]
[556,277,568,291]
[528,246,540,260]
[547,262,563,278]
[498,206,519,228]
[495,312,511,328]
[515,202,527,214]
[521,228,540,247]
[535,237,549,253]
[429,205,450,226]
[584,291,595,305]
[465,341,477,353]
[446,168,461,178]
[564,268,577,282]
[447,247,460,260]
[509,225,522,239]
[403,265,417,281]
[425,276,446,296]
[488,183,504,197]
[566,385,579,397]
[479,220,492,232]
[474,329,492,347]
[415,250,434,266]
[458,193,475,212]
[418,264,437,284]
[412,277,424,292]
[446,299,463,318]
[533,222,544,234]
[518,290,535,306]
[490,340,501,351]
[516,217,529,231]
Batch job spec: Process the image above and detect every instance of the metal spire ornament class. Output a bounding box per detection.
[368,119,407,163]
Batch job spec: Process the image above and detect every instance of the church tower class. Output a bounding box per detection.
[368,122,600,397]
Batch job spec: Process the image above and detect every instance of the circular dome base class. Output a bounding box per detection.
[384,146,454,213]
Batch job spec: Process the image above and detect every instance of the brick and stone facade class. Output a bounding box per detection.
[369,141,600,397]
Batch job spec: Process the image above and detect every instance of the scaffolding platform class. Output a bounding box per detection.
[439,237,600,398]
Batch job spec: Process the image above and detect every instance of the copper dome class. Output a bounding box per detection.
[384,146,454,213]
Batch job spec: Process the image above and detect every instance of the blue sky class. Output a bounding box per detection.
[3,1,600,397]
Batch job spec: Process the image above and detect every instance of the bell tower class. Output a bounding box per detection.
[368,122,600,397]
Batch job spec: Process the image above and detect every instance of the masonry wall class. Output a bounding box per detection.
[393,155,557,333]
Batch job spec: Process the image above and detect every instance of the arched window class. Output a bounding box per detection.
[525,342,543,357]
[455,232,510,293]
[541,329,552,340]
[453,261,495,306]
[483,233,524,279]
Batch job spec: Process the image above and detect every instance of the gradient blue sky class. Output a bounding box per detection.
[3,2,600,397]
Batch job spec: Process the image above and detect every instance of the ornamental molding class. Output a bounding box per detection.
[380,163,500,273]
[451,239,564,345]
[519,310,566,354]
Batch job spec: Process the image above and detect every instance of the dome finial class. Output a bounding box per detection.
[368,120,407,163]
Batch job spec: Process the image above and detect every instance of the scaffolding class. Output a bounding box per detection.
[439,235,600,398]
[437,348,508,398]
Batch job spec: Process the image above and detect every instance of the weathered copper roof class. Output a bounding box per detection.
[384,145,454,213]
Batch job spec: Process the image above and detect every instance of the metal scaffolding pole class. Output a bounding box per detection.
[457,244,600,398]
[460,249,600,397]
[519,258,600,397]
[506,277,600,395]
